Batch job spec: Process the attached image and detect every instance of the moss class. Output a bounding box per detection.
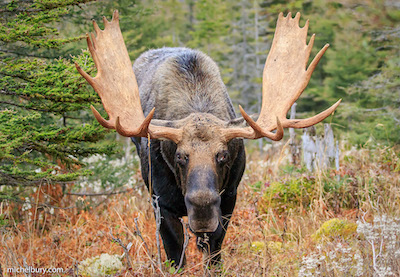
[250,241,265,252]
[267,241,283,254]
[250,241,283,254]
[79,253,123,277]
[312,218,357,242]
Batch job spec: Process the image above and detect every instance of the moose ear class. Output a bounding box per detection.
[160,140,178,173]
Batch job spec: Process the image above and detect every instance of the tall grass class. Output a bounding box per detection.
[1,143,399,276]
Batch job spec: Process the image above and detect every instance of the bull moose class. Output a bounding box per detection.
[75,11,341,266]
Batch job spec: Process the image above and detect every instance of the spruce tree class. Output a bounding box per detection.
[0,0,115,207]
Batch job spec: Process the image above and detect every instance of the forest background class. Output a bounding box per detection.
[0,0,399,276]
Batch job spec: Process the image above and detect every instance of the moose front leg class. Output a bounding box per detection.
[196,222,228,268]
[158,207,185,266]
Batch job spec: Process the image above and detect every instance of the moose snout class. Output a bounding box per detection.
[184,168,221,233]
[185,191,221,233]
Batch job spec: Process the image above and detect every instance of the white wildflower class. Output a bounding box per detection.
[298,253,325,277]
[354,251,364,277]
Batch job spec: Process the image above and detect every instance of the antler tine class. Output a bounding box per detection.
[239,106,284,141]
[221,106,283,142]
[90,105,114,129]
[102,16,110,28]
[75,61,94,87]
[222,12,341,141]
[112,9,119,21]
[90,33,97,49]
[115,108,155,137]
[283,99,342,128]
[307,43,329,77]
[86,34,101,70]
[303,18,309,33]
[294,11,301,24]
[92,20,101,35]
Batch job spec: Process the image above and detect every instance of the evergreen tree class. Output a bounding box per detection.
[224,0,270,114]
[186,0,231,58]
[0,0,115,207]
[344,5,400,145]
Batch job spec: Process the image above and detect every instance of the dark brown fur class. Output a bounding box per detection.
[133,47,236,120]
[132,47,246,266]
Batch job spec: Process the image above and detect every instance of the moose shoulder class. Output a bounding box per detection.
[75,11,341,266]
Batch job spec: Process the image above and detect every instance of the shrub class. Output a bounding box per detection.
[312,218,358,242]
[259,177,316,214]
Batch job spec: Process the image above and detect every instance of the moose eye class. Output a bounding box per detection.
[216,151,229,164]
[176,153,188,166]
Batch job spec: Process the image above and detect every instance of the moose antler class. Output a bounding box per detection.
[75,10,182,143]
[223,12,341,141]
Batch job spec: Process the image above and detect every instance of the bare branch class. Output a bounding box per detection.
[0,195,76,210]
[0,8,42,13]
[363,106,389,112]
[108,228,133,271]
[66,189,130,197]
[152,195,163,271]
[0,100,53,112]
[0,48,56,59]
[133,217,165,275]
[133,218,152,259]
[175,218,190,274]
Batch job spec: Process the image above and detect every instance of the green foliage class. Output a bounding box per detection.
[187,0,230,52]
[344,38,400,145]
[0,109,116,183]
[164,260,182,274]
[0,51,98,113]
[259,177,315,214]
[250,241,283,254]
[259,172,359,214]
[258,145,399,220]
[0,214,9,227]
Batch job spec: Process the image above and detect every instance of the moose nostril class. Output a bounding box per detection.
[185,190,220,208]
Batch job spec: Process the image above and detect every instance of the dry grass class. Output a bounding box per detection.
[1,142,399,276]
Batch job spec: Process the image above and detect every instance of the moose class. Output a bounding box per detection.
[75,11,341,266]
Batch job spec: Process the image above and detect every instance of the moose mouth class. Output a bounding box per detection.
[188,215,219,233]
